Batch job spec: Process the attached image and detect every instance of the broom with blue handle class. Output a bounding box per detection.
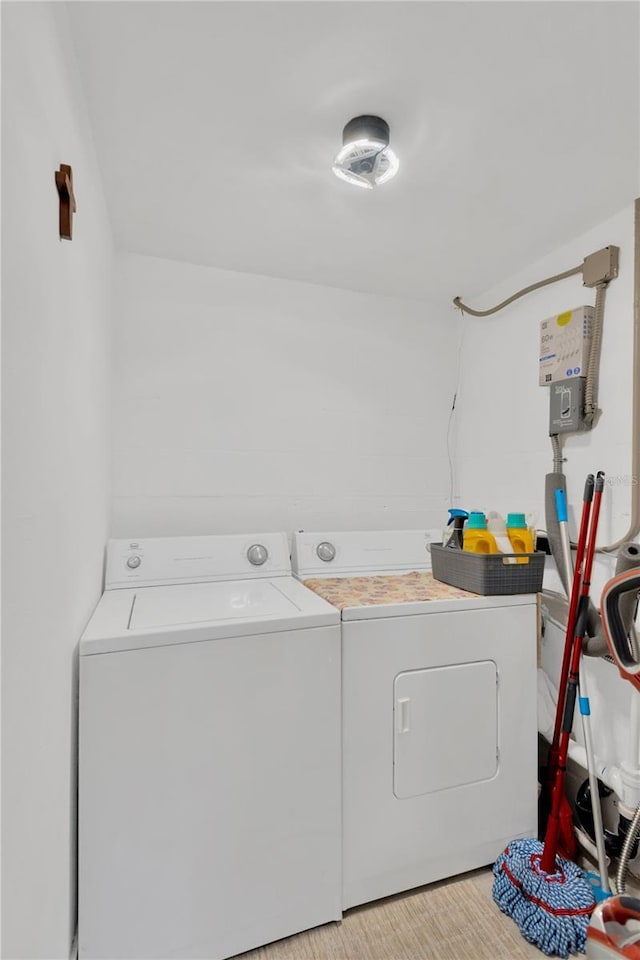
[555,488,574,597]
[493,472,605,957]
[577,665,611,901]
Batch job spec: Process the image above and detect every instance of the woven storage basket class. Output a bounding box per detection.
[430,544,545,595]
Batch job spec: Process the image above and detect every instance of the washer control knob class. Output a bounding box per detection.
[247,544,268,566]
[126,555,142,569]
[317,541,336,562]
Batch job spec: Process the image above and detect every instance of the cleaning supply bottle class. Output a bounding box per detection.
[506,512,535,563]
[487,511,518,563]
[442,509,469,549]
[463,512,499,554]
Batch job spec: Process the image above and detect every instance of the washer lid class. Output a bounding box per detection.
[130,579,297,630]
[81,576,339,655]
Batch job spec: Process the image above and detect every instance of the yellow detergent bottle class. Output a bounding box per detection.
[463,512,499,554]
[506,512,535,563]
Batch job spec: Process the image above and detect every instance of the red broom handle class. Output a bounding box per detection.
[541,471,604,873]
[547,475,594,783]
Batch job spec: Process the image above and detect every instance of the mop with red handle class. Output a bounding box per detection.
[493,471,605,958]
[543,477,596,860]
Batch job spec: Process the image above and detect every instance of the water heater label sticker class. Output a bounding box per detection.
[539,305,593,386]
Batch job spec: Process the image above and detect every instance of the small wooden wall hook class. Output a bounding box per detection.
[55,163,76,240]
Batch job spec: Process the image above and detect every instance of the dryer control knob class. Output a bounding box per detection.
[247,544,268,566]
[126,555,142,569]
[317,541,336,562]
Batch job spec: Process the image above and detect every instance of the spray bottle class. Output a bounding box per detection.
[442,509,469,549]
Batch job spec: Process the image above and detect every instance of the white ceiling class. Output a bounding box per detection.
[66,1,639,303]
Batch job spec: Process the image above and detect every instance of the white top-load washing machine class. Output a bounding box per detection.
[291,529,539,911]
[78,533,341,960]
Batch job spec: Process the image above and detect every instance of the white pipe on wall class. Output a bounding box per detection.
[619,696,640,812]
[630,697,640,770]
[602,196,640,551]
[566,739,623,800]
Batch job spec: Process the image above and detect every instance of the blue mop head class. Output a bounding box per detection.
[493,838,596,957]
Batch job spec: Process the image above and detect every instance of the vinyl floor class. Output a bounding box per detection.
[237,867,543,960]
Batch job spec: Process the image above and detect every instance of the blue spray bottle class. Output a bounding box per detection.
[443,509,469,549]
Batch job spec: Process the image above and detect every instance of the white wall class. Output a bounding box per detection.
[453,201,637,771]
[454,201,636,589]
[1,4,113,957]
[112,254,456,538]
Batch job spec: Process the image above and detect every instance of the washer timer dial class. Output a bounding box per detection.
[316,541,336,562]
[247,544,268,566]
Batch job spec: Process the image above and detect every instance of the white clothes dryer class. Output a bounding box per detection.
[79,533,341,960]
[292,529,539,911]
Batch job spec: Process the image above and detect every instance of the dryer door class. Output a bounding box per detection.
[393,660,498,799]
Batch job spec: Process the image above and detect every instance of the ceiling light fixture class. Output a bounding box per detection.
[332,115,399,190]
